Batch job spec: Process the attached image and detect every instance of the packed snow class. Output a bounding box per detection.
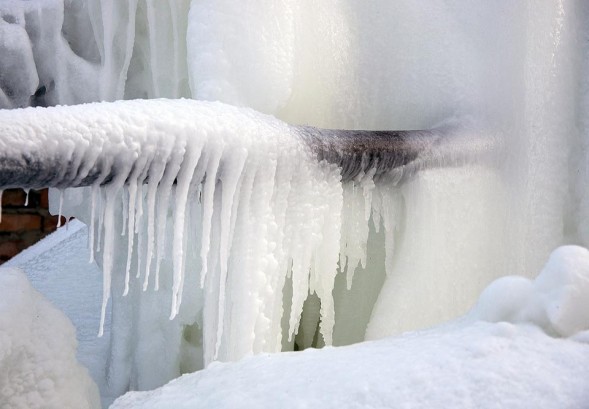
[0,267,100,409]
[110,325,589,409]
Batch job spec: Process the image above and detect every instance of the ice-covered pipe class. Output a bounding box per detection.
[0,99,496,190]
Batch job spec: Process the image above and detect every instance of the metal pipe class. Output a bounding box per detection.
[0,100,497,189]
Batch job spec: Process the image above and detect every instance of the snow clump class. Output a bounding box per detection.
[473,245,589,337]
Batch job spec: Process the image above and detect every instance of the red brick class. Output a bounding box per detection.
[0,240,22,260]
[39,189,50,209]
[0,214,42,232]
[44,215,67,232]
[1,189,27,207]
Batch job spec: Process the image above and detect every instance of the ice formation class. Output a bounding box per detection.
[1,0,589,405]
[0,98,403,361]
[0,267,100,409]
[473,246,589,337]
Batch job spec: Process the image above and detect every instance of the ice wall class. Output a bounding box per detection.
[1,0,588,401]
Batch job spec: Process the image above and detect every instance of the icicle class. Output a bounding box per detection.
[371,189,382,233]
[56,189,64,228]
[142,163,166,291]
[213,148,247,353]
[199,147,223,288]
[153,146,185,292]
[170,143,203,318]
[89,184,99,263]
[169,0,181,96]
[99,183,122,337]
[379,184,399,277]
[362,168,376,222]
[136,184,145,279]
[116,0,139,98]
[135,183,144,234]
[24,188,30,206]
[145,0,161,97]
[287,164,316,342]
[121,187,128,236]
[96,187,105,253]
[123,179,138,296]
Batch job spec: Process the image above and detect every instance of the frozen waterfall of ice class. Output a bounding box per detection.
[1,0,589,404]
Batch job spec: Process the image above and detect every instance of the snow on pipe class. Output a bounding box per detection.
[0,99,495,190]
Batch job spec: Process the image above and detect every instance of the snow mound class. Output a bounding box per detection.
[4,220,112,406]
[110,323,589,409]
[110,246,589,408]
[0,267,100,409]
[473,245,589,337]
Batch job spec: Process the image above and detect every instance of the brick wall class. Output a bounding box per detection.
[0,189,66,264]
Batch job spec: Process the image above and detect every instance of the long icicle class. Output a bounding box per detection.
[170,143,203,318]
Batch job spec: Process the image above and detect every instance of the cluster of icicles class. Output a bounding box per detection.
[0,99,401,364]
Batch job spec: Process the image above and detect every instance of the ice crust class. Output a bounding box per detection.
[0,267,100,409]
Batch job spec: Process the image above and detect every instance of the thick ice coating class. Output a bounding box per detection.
[1,98,403,364]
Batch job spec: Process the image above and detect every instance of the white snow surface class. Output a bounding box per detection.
[0,267,100,409]
[110,246,589,409]
[4,219,113,407]
[111,324,589,409]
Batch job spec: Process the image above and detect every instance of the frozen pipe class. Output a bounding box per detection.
[0,99,498,189]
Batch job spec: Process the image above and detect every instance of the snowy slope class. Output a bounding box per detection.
[111,323,589,409]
